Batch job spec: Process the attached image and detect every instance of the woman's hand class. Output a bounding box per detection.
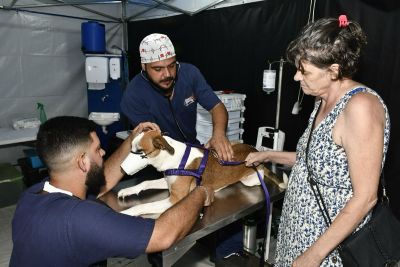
[292,249,323,267]
[245,151,269,166]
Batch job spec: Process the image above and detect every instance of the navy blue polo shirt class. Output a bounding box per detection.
[10,181,154,267]
[121,63,221,143]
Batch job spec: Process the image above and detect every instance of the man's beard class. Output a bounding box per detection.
[85,161,106,196]
[148,74,175,96]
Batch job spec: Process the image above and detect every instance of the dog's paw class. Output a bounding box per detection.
[118,186,143,199]
[120,206,143,216]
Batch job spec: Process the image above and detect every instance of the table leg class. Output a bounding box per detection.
[264,202,274,263]
[161,241,196,267]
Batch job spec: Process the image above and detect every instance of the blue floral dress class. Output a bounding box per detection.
[274,87,390,266]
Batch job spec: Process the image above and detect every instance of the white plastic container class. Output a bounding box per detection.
[197,106,245,121]
[196,117,245,136]
[197,128,244,144]
[196,92,246,144]
[215,91,246,110]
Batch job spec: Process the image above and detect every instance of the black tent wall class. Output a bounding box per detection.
[127,0,400,218]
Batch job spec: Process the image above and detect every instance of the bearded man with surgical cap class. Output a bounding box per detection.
[121,33,234,162]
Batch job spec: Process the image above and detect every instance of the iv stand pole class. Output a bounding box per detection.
[262,57,285,264]
[275,57,284,130]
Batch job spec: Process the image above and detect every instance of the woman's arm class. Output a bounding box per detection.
[245,151,297,167]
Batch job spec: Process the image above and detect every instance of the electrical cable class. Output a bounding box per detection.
[292,0,317,115]
[307,0,317,23]
[311,0,317,23]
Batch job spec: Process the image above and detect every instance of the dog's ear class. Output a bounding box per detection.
[153,136,175,155]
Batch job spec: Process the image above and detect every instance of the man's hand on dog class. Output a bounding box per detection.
[205,134,234,162]
[129,122,161,141]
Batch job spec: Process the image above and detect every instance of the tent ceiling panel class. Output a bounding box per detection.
[1,0,263,21]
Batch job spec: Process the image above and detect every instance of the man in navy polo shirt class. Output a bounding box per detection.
[121,33,233,161]
[121,33,244,262]
[10,116,213,267]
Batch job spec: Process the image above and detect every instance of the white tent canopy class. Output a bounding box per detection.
[0,0,259,163]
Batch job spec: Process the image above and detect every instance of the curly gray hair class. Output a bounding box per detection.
[286,17,367,79]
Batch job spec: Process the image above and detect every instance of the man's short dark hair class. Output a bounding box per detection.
[36,116,97,172]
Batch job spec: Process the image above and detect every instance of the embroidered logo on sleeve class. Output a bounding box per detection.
[184,95,196,107]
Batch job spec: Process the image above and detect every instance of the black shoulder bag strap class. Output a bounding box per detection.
[305,104,333,228]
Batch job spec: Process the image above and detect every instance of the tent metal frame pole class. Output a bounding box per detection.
[8,0,18,8]
[7,0,233,22]
[6,0,120,22]
[11,1,120,9]
[127,2,164,21]
[122,0,128,51]
[54,0,121,22]
[150,0,227,16]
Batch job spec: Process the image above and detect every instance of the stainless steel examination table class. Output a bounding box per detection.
[100,174,286,266]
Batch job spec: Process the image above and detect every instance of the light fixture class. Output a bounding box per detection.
[291,84,304,115]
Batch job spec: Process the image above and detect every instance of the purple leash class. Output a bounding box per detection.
[164,143,271,226]
[251,164,271,225]
[212,152,271,224]
[218,155,272,264]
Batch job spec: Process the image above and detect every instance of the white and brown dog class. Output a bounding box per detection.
[118,131,285,216]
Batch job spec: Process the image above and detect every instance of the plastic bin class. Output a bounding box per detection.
[215,91,246,110]
[0,163,24,208]
[196,117,245,136]
[197,129,244,144]
[197,107,245,121]
[18,158,48,187]
[23,149,44,168]
[81,21,106,53]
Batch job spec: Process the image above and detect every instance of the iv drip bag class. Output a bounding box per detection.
[263,69,276,94]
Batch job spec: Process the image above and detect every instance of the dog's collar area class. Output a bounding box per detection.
[164,143,209,186]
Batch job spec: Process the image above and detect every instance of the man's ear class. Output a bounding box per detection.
[141,63,146,71]
[77,153,90,173]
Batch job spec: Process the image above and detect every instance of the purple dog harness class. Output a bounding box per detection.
[164,143,209,186]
